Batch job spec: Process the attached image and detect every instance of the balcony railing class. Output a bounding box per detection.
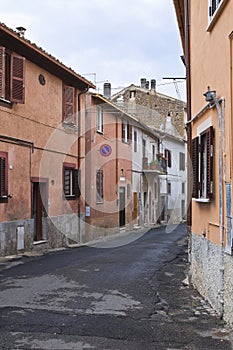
[142,156,167,173]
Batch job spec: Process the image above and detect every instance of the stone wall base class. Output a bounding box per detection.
[190,232,233,325]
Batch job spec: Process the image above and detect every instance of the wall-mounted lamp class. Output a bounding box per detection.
[203,86,216,102]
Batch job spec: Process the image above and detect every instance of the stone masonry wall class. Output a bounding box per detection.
[113,87,186,138]
[191,232,233,325]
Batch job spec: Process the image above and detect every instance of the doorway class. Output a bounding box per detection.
[32,179,48,241]
[119,186,125,227]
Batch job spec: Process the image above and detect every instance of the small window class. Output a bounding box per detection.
[0,152,8,203]
[182,182,185,194]
[63,164,80,199]
[192,126,214,200]
[165,149,172,168]
[134,131,137,152]
[96,170,104,203]
[130,90,136,99]
[152,145,155,159]
[179,152,185,171]
[167,182,171,194]
[0,46,25,104]
[96,106,103,133]
[142,139,146,158]
[122,121,132,143]
[63,85,75,123]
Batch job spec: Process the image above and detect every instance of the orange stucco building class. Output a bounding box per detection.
[0,23,95,255]
[174,0,233,324]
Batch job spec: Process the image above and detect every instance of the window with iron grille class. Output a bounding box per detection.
[63,164,80,199]
[96,170,104,203]
[0,152,8,203]
[0,46,25,104]
[192,126,214,200]
[63,85,75,123]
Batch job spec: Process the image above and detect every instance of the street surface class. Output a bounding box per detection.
[0,224,233,349]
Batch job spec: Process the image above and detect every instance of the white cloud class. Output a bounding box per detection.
[1,0,185,100]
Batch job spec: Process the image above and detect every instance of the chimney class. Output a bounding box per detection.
[146,81,149,89]
[151,79,156,91]
[16,26,26,38]
[140,78,147,89]
[103,82,111,99]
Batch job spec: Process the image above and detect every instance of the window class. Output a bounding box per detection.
[96,106,103,133]
[130,90,136,99]
[63,164,80,198]
[167,182,171,194]
[209,0,222,20]
[182,182,185,194]
[192,126,214,200]
[142,139,146,158]
[179,152,185,171]
[122,121,132,143]
[0,152,8,203]
[63,85,75,123]
[0,46,25,104]
[96,170,104,203]
[152,145,155,159]
[134,131,137,152]
[165,149,172,168]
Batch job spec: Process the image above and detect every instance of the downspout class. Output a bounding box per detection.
[213,95,225,317]
[205,89,225,317]
[77,87,89,243]
[184,0,192,236]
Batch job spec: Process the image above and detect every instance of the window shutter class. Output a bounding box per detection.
[206,126,214,199]
[10,54,25,103]
[128,123,132,143]
[192,137,199,198]
[96,170,103,202]
[64,168,71,196]
[63,85,75,122]
[73,169,80,197]
[0,155,7,202]
[0,46,5,98]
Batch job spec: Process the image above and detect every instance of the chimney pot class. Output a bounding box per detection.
[140,78,147,88]
[103,82,111,99]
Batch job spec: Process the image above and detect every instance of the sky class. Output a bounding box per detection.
[1,0,186,101]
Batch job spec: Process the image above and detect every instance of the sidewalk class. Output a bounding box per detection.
[152,235,233,349]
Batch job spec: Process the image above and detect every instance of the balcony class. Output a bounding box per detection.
[142,156,167,174]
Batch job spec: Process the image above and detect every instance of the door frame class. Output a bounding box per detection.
[31,177,48,241]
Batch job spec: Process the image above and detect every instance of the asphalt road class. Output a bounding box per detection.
[0,224,232,349]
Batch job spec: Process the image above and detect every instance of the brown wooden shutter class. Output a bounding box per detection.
[73,169,80,197]
[64,168,71,196]
[206,126,214,199]
[192,137,199,198]
[63,85,75,122]
[0,154,8,202]
[10,54,25,103]
[0,46,5,98]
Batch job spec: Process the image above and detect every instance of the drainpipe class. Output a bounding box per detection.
[184,0,192,252]
[215,95,225,318]
[77,87,89,243]
[204,88,225,317]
